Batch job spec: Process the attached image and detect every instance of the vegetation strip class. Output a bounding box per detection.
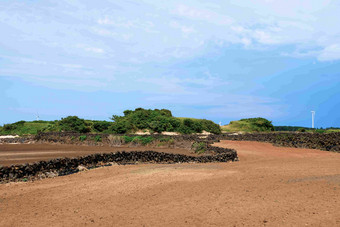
[0,108,221,135]
[0,149,237,183]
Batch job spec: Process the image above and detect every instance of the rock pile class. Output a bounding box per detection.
[0,136,32,144]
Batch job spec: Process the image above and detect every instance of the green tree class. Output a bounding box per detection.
[58,116,90,133]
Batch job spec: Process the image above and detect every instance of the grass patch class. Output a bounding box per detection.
[192,142,207,154]
[221,117,274,133]
[79,135,87,141]
[0,121,54,136]
[94,135,102,142]
[123,136,154,145]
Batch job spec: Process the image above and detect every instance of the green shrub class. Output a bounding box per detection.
[157,137,174,146]
[139,136,153,145]
[59,116,90,133]
[94,135,102,142]
[131,136,142,144]
[159,137,171,142]
[223,117,274,132]
[79,135,87,141]
[315,129,326,134]
[122,135,134,143]
[298,128,306,132]
[93,121,112,132]
[108,118,133,134]
[199,119,221,134]
[107,108,220,134]
[239,118,274,131]
[123,136,153,145]
[2,121,25,131]
[3,124,15,131]
[1,120,53,135]
[192,142,207,154]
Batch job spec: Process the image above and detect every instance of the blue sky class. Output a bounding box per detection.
[1,0,340,127]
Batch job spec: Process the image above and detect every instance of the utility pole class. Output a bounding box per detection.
[311,111,315,129]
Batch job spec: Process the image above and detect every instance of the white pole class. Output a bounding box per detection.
[311,111,315,128]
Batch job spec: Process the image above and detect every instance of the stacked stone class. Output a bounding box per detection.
[214,132,340,152]
[0,149,238,183]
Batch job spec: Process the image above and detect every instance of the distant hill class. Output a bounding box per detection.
[221,117,274,133]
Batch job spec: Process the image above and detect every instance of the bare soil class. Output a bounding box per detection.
[1,140,339,226]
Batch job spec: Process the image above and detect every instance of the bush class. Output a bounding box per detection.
[108,108,221,134]
[139,136,154,145]
[3,124,15,131]
[224,117,274,132]
[3,120,25,131]
[58,116,90,133]
[122,136,134,143]
[157,137,175,146]
[109,118,133,134]
[315,129,326,134]
[94,135,102,142]
[122,136,154,145]
[239,118,274,131]
[79,135,87,141]
[192,142,207,154]
[93,121,111,132]
[298,128,306,132]
[200,119,221,134]
[159,137,172,142]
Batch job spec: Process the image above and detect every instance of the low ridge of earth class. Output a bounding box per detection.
[1,140,339,226]
[0,144,199,166]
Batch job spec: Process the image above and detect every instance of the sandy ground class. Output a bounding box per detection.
[0,144,196,166]
[0,135,19,139]
[0,140,339,226]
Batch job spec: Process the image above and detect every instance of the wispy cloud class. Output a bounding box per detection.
[318,44,340,62]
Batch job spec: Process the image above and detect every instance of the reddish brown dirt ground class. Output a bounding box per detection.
[1,140,339,226]
[0,144,196,166]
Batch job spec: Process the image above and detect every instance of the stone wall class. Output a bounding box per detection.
[0,150,238,183]
[207,132,340,152]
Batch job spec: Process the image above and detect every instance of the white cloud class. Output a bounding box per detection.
[318,44,340,61]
